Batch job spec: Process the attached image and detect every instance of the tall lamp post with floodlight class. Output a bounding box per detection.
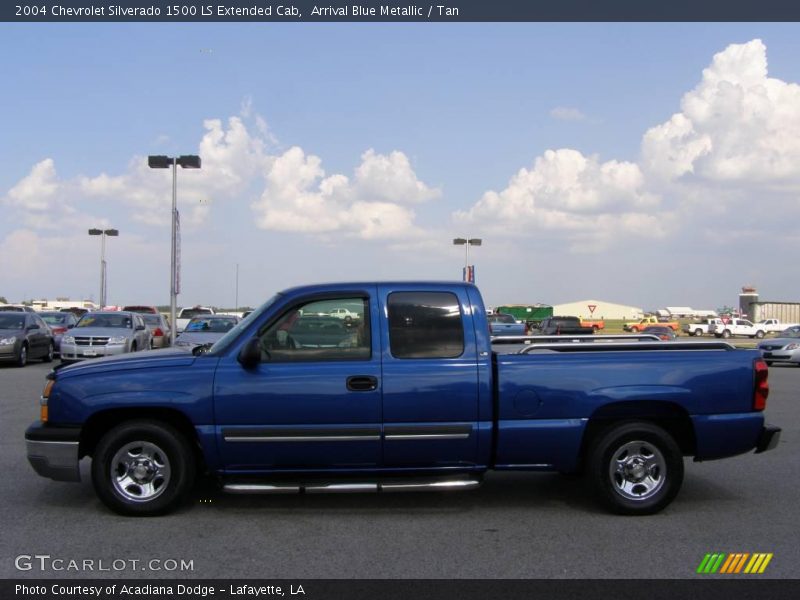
[453,237,482,283]
[88,228,119,308]
[147,154,201,346]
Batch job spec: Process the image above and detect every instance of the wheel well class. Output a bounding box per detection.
[79,408,205,470]
[578,401,696,468]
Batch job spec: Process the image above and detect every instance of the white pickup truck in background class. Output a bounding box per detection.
[710,318,767,339]
[756,319,800,334]
[175,306,215,333]
[682,318,723,337]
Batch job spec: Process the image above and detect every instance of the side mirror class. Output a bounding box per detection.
[67,324,74,329]
[28,324,40,330]
[136,324,146,331]
[238,337,264,369]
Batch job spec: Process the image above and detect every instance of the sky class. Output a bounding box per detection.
[2,22,800,311]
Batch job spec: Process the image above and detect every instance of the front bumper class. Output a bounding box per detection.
[0,343,21,361]
[60,343,127,361]
[755,425,781,454]
[760,350,800,364]
[25,423,82,482]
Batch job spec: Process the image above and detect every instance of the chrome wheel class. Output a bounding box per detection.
[609,440,666,501]
[110,441,171,503]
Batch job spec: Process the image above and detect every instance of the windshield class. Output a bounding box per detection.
[208,295,279,355]
[0,314,25,329]
[185,317,238,333]
[41,314,68,325]
[76,313,133,329]
[181,308,213,319]
[778,327,800,338]
[489,314,516,324]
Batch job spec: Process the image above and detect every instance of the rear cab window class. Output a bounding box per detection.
[387,291,464,359]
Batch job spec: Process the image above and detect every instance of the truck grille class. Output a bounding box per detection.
[74,336,110,346]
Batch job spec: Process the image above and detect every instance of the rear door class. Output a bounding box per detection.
[378,285,480,468]
[213,290,382,471]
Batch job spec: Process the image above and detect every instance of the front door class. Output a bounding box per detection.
[214,291,382,472]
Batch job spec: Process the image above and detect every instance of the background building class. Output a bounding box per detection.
[552,299,643,321]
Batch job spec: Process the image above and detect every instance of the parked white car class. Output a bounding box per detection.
[327,307,359,322]
[755,319,800,334]
[709,318,767,339]
[682,318,723,337]
[175,306,215,333]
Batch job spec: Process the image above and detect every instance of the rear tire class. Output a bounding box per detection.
[755,330,765,339]
[91,420,196,516]
[42,342,54,363]
[587,421,683,515]
[722,330,731,339]
[693,329,703,337]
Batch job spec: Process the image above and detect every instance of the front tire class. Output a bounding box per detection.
[755,330,765,339]
[722,330,731,339]
[587,422,684,515]
[42,342,54,363]
[91,421,196,516]
[16,344,28,367]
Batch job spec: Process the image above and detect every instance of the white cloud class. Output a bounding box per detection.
[5,159,60,211]
[642,39,800,185]
[459,39,800,253]
[251,147,438,239]
[6,113,436,241]
[455,149,662,250]
[550,106,587,121]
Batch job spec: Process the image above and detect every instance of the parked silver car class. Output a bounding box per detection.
[60,311,151,363]
[757,326,800,367]
[174,315,240,350]
[0,311,55,367]
[141,313,172,348]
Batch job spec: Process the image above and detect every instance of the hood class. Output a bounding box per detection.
[67,327,135,337]
[759,338,800,349]
[175,332,226,345]
[54,347,198,378]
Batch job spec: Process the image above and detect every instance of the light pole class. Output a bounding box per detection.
[88,228,119,308]
[148,154,201,346]
[453,237,482,283]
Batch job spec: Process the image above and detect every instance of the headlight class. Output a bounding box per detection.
[0,336,17,345]
[175,341,192,347]
[784,343,800,350]
[107,336,128,344]
[62,335,75,344]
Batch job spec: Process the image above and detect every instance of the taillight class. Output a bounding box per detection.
[51,326,67,334]
[153,328,164,337]
[753,358,769,410]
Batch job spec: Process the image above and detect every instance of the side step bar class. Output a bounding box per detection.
[223,478,482,495]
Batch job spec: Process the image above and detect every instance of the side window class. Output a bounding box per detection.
[258,297,371,362]
[387,292,464,359]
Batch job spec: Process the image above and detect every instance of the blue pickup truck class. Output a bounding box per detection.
[26,281,780,516]
[487,312,528,336]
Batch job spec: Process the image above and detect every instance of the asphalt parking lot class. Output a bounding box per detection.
[1,360,797,579]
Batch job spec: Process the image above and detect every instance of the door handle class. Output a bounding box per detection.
[347,376,379,392]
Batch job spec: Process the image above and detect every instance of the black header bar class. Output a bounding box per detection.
[4,0,800,22]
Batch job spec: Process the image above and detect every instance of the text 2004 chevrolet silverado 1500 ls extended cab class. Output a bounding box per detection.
[26,281,780,516]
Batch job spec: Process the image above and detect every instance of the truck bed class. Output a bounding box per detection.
[492,345,763,472]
